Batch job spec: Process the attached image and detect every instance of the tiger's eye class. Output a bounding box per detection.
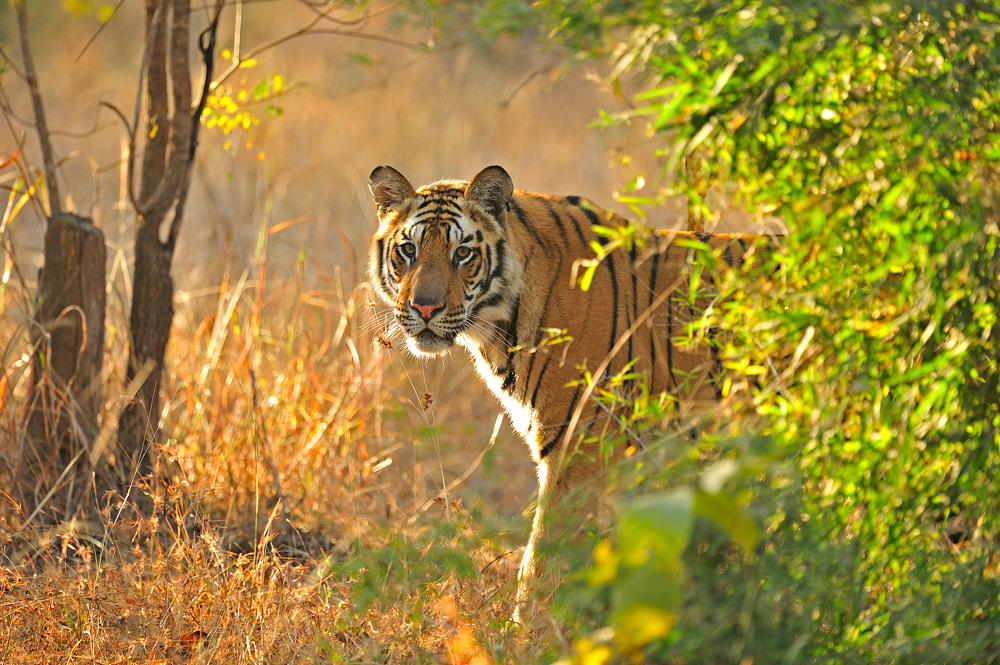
[399,242,416,258]
[455,246,472,260]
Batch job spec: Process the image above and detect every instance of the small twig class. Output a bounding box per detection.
[0,44,27,81]
[408,413,505,521]
[76,0,127,61]
[210,7,426,90]
[499,55,558,109]
[14,1,61,214]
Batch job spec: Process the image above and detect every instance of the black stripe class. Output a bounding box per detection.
[500,297,521,393]
[604,250,620,367]
[627,243,638,363]
[563,199,589,244]
[477,239,506,299]
[529,355,553,410]
[378,238,396,296]
[539,385,584,459]
[502,364,517,393]
[648,250,661,385]
[574,201,602,231]
[509,199,551,255]
[521,259,563,403]
[541,199,571,249]
[473,289,507,316]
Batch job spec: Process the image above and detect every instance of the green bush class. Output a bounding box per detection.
[514,2,1000,662]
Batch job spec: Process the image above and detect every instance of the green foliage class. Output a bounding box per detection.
[558,481,761,665]
[516,1,1000,661]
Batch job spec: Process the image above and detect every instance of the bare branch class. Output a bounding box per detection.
[211,4,427,90]
[0,44,27,81]
[14,1,62,215]
[76,0,127,61]
[167,0,225,252]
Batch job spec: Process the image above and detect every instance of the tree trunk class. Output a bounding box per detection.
[116,231,174,478]
[24,212,106,521]
[116,0,214,485]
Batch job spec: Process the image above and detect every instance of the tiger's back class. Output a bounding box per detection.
[487,191,766,463]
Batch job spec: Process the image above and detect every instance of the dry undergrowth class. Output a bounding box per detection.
[0,8,645,661]
[0,248,543,663]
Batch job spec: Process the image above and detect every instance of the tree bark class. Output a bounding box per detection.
[25,213,106,521]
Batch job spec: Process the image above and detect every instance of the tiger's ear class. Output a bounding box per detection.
[369,166,417,216]
[465,166,514,223]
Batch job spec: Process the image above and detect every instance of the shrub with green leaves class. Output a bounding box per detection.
[507,1,1000,662]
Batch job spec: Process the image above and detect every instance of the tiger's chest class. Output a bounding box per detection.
[457,335,546,461]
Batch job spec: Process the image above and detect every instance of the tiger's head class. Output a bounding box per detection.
[368,165,521,357]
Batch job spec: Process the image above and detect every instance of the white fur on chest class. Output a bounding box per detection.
[459,336,543,463]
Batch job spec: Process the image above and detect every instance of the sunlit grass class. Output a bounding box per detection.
[0,5,690,662]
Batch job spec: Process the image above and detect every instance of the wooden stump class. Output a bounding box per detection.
[24,212,106,521]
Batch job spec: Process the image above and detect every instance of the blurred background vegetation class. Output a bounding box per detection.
[1,1,998,663]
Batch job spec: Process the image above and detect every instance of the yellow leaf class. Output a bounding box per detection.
[97,3,114,22]
[62,0,89,16]
[587,540,620,587]
[615,604,676,649]
[573,638,613,665]
[239,58,258,69]
[221,48,232,60]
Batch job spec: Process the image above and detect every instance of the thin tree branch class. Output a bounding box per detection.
[211,5,427,90]
[14,1,62,215]
[167,0,224,253]
[76,0,127,61]
[0,44,27,81]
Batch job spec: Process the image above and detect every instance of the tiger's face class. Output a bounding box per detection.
[368,165,520,357]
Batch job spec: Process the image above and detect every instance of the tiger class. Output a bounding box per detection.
[366,164,774,623]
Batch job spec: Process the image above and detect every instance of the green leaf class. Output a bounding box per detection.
[617,488,695,569]
[694,489,760,553]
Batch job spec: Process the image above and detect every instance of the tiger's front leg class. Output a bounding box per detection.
[513,448,605,625]
[513,456,557,626]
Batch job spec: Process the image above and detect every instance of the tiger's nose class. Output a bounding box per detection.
[411,301,444,322]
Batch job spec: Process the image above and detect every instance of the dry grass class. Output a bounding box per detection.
[0,233,545,662]
[0,3,656,662]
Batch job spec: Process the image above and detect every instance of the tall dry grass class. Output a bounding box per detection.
[0,3,663,662]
